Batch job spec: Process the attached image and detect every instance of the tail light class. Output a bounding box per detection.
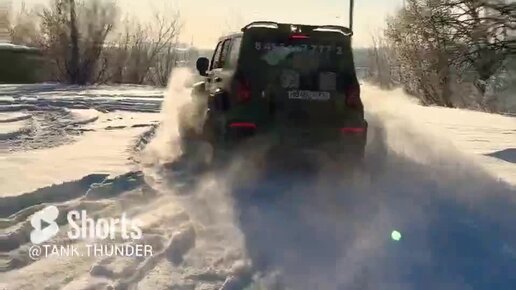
[230,122,257,129]
[340,127,365,134]
[289,33,309,39]
[345,84,362,108]
[236,78,251,103]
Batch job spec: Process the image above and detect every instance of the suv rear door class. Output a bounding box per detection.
[238,26,363,129]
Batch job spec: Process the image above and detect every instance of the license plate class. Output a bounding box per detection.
[288,90,330,101]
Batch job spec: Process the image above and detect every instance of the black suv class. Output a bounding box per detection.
[179,21,367,164]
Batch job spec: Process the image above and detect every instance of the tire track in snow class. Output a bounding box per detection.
[0,107,119,152]
[0,113,32,123]
[0,172,155,274]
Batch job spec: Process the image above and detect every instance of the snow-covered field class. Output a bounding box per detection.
[362,85,516,185]
[0,71,514,290]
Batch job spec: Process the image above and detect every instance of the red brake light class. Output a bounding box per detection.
[345,84,362,108]
[230,122,257,129]
[237,79,251,103]
[289,33,309,39]
[340,127,365,134]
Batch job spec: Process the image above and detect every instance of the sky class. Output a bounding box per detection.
[10,0,404,49]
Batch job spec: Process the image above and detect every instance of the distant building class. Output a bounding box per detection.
[0,42,43,83]
[0,43,39,53]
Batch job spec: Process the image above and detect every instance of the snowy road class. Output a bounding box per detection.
[0,74,514,290]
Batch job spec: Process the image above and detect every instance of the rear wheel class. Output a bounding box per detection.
[177,101,214,172]
[178,101,205,140]
[178,139,214,173]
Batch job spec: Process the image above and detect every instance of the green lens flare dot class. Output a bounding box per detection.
[391,230,402,241]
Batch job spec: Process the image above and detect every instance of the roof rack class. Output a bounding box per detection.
[241,21,353,36]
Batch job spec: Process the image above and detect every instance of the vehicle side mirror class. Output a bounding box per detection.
[196,57,209,76]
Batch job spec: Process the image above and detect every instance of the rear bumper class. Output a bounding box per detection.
[225,121,368,155]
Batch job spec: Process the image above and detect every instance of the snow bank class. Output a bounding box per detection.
[68,109,100,126]
[0,125,153,197]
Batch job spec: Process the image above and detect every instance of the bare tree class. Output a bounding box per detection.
[111,9,182,85]
[154,41,178,86]
[39,0,117,84]
[442,0,514,102]
[386,0,455,107]
[6,0,182,86]
[104,18,132,84]
[68,0,79,83]
[39,0,70,81]
[141,11,182,85]
[76,0,117,84]
[383,0,514,111]
[367,32,397,88]
[9,3,42,46]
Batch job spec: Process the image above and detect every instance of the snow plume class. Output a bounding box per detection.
[227,132,515,289]
[225,84,516,289]
[138,68,255,286]
[141,76,515,289]
[143,68,194,165]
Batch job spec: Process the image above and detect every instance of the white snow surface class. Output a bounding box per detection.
[0,117,32,141]
[68,108,100,125]
[0,113,153,196]
[363,85,516,185]
[0,74,514,290]
[0,112,31,123]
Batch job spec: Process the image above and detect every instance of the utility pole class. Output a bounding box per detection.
[69,0,80,84]
[349,0,354,32]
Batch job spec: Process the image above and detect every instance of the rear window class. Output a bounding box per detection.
[239,29,356,91]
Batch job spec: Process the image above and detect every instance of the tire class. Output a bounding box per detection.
[178,139,214,173]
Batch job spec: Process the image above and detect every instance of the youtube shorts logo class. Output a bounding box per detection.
[30,206,60,244]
